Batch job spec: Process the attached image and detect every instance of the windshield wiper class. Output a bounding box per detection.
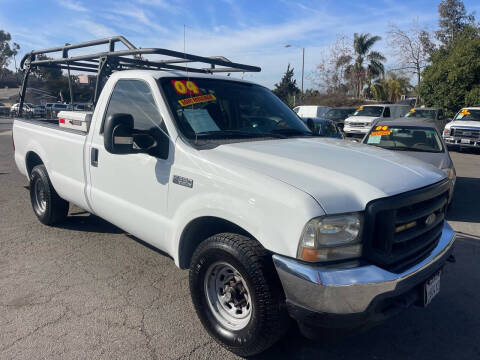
[195,130,287,139]
[271,128,314,137]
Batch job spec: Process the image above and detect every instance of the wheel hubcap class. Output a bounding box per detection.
[33,178,47,213]
[204,262,252,331]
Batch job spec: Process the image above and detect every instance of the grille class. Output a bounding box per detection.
[349,122,367,127]
[363,180,450,273]
[451,127,480,139]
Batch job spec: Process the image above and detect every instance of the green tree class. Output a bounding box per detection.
[419,26,480,116]
[0,30,20,79]
[436,0,475,47]
[344,33,385,98]
[273,64,300,107]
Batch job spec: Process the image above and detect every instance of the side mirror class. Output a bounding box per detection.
[104,113,135,154]
[104,113,169,158]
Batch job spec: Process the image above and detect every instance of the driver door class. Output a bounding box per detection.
[88,79,173,251]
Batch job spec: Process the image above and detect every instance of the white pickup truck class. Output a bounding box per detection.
[443,107,480,149]
[13,38,456,356]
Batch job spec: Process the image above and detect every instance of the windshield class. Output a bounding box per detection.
[353,106,383,117]
[454,109,480,121]
[405,109,436,119]
[160,78,312,143]
[364,125,444,153]
[324,108,354,120]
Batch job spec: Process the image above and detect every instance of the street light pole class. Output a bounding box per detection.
[285,44,305,96]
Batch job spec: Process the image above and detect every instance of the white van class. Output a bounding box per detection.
[343,104,411,136]
[293,105,331,119]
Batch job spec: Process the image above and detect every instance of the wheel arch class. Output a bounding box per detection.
[25,151,44,178]
[178,216,258,269]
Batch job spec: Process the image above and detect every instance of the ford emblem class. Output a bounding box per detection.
[425,213,436,226]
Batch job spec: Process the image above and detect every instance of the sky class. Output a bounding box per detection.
[1,0,479,89]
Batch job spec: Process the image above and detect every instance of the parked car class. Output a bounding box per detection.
[443,107,480,151]
[301,117,344,138]
[363,120,456,204]
[404,107,448,131]
[343,104,411,137]
[293,105,331,118]
[320,107,356,130]
[46,103,73,118]
[10,103,36,117]
[12,36,456,356]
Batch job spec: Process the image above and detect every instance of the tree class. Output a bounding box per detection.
[436,0,475,47]
[0,30,20,79]
[369,71,412,102]
[311,34,354,94]
[419,26,480,116]
[272,64,300,107]
[345,33,386,98]
[387,21,435,100]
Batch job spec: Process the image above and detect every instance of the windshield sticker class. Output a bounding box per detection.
[409,108,415,113]
[172,80,202,95]
[370,125,392,136]
[183,108,220,133]
[357,105,364,111]
[178,93,216,107]
[367,134,381,144]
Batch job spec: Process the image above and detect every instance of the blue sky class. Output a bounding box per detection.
[1,0,479,88]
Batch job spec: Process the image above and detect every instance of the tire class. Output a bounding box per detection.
[189,233,289,357]
[29,165,69,225]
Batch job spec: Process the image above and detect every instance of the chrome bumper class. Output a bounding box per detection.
[273,222,456,315]
[444,137,480,147]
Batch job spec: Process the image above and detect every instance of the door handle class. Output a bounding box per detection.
[91,147,99,167]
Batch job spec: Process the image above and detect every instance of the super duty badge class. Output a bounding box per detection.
[173,175,193,188]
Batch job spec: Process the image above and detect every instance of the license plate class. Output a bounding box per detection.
[423,270,441,306]
[461,139,471,144]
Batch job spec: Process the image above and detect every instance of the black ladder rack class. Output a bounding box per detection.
[18,35,261,115]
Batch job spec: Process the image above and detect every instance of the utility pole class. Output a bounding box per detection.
[285,44,305,97]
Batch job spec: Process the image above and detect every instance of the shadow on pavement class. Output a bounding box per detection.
[447,176,480,223]
[257,236,480,360]
[56,213,123,234]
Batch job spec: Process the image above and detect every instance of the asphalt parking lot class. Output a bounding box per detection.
[1,117,479,360]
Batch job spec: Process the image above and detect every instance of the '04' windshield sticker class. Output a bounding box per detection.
[370,125,392,136]
[172,80,201,95]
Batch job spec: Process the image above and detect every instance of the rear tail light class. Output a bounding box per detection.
[59,118,65,124]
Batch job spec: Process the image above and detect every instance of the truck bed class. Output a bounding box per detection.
[13,117,91,212]
[15,118,87,136]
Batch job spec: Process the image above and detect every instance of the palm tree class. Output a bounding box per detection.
[345,33,386,97]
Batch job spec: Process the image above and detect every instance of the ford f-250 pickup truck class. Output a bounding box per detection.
[12,37,456,356]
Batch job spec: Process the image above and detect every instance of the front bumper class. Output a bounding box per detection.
[273,221,455,328]
[444,136,480,148]
[343,126,370,136]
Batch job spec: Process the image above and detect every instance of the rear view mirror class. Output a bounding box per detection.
[104,113,135,154]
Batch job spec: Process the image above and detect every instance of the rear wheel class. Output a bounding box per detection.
[189,233,289,357]
[29,165,69,225]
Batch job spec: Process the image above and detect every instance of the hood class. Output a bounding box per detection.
[345,116,379,123]
[399,151,451,170]
[446,120,480,129]
[205,138,446,214]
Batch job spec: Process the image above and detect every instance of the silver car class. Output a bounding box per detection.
[363,119,456,204]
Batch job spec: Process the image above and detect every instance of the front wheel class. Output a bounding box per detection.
[189,233,289,357]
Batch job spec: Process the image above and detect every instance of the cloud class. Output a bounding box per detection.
[57,0,87,12]
[111,5,168,33]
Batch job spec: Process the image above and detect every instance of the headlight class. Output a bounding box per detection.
[442,167,456,183]
[297,213,363,262]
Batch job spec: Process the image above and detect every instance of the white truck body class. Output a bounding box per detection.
[13,69,456,353]
[443,107,480,148]
[344,104,411,136]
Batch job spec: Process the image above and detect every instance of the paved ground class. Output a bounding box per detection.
[1,118,479,359]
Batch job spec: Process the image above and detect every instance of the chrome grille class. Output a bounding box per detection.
[451,127,480,139]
